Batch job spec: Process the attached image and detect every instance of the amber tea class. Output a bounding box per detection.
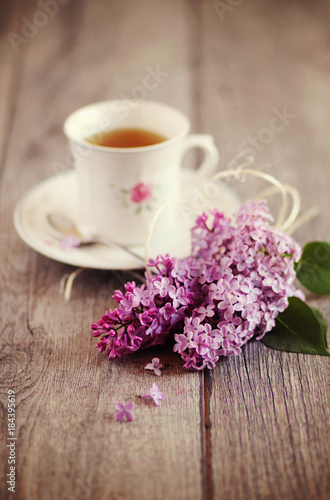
[86,127,167,148]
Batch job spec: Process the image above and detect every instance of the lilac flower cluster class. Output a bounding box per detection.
[92,201,303,370]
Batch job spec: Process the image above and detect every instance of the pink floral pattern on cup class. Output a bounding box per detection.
[110,181,157,214]
[130,183,152,204]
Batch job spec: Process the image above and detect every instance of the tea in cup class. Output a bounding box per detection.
[64,100,219,246]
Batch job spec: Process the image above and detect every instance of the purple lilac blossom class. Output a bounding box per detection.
[142,383,165,406]
[59,234,80,251]
[91,201,303,371]
[115,402,135,422]
[144,358,163,376]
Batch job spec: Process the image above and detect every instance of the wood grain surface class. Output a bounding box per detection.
[0,1,329,499]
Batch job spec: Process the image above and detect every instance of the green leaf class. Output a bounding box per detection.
[135,206,142,215]
[261,297,330,356]
[310,306,328,346]
[146,204,152,211]
[295,241,330,294]
[120,188,129,194]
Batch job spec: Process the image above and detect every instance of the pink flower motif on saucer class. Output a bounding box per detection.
[130,183,152,204]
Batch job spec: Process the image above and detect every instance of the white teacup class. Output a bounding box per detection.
[64,100,219,246]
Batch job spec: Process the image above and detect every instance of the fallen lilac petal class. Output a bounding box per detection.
[59,234,80,251]
[115,402,135,422]
[142,382,164,406]
[144,357,163,376]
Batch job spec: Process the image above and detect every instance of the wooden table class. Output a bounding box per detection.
[1,1,329,499]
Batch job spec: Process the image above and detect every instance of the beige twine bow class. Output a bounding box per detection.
[61,167,318,300]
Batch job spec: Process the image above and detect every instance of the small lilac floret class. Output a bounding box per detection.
[115,402,135,422]
[142,383,164,406]
[144,358,163,376]
[59,234,80,251]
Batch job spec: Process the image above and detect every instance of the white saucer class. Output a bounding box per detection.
[13,170,241,270]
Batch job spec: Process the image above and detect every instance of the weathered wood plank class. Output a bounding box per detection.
[0,6,31,500]
[201,1,330,499]
[207,341,330,500]
[0,1,21,172]
[0,1,206,499]
[1,0,330,499]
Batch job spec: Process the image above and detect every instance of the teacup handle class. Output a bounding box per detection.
[180,134,219,177]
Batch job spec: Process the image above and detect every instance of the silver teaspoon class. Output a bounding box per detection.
[46,213,146,266]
